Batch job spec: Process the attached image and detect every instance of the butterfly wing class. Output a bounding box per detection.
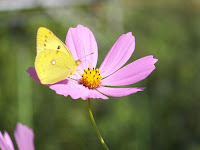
[37,27,73,58]
[35,50,77,84]
[35,27,81,84]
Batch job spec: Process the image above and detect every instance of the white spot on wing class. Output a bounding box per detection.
[52,59,56,65]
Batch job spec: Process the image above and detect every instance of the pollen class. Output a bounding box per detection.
[80,67,102,89]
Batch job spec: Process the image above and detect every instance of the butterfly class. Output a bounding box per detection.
[35,27,81,84]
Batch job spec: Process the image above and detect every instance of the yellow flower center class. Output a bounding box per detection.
[80,67,102,89]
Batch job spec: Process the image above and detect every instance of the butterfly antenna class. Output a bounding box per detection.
[78,52,94,61]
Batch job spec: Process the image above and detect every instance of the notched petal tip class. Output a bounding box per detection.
[148,55,158,63]
[153,58,158,64]
[15,123,34,137]
[77,24,86,29]
[26,67,41,83]
[26,67,34,74]
[150,55,158,70]
[125,32,134,38]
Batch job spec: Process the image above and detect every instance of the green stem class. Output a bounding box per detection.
[88,99,109,150]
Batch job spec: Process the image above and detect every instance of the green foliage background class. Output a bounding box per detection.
[0,0,200,150]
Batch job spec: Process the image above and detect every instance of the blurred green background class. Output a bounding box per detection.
[0,0,200,150]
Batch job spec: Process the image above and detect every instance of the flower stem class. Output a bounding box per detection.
[88,99,109,150]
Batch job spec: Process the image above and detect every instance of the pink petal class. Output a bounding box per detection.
[0,132,14,150]
[3,133,14,150]
[14,123,34,150]
[50,79,108,100]
[0,132,7,150]
[65,24,98,71]
[99,32,135,78]
[98,87,145,97]
[26,67,40,83]
[88,89,108,100]
[101,55,158,86]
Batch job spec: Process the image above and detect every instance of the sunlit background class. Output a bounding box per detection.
[0,0,200,149]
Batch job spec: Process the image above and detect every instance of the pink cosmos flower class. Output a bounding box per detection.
[27,24,157,100]
[0,123,34,150]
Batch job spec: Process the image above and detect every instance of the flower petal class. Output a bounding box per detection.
[50,79,108,100]
[98,87,145,97]
[14,123,34,150]
[26,67,40,83]
[88,89,108,100]
[101,55,158,86]
[99,32,135,78]
[65,24,98,71]
[3,133,14,150]
[0,132,14,150]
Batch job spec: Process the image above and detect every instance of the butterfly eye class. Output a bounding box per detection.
[57,45,61,49]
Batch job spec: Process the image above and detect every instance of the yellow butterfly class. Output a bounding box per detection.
[35,27,81,84]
